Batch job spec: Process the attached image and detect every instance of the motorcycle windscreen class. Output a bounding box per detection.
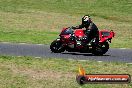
[61,28,73,35]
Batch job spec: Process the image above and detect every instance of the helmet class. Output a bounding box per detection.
[82,15,92,27]
[82,15,91,22]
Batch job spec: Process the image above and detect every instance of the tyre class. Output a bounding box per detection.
[101,42,109,54]
[50,39,65,53]
[92,42,109,56]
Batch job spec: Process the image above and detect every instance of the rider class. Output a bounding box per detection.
[72,15,99,46]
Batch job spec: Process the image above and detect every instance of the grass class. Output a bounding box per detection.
[0,1,131,88]
[0,0,131,48]
[0,56,131,88]
[0,29,58,44]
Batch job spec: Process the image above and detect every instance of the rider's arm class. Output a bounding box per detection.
[72,24,84,30]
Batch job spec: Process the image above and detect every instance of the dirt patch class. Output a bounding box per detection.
[0,11,79,32]
[0,63,75,80]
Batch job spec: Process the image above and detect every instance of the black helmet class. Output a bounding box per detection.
[82,15,92,27]
[82,15,91,22]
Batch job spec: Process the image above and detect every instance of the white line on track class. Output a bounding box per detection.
[119,48,127,49]
[98,61,103,62]
[35,57,41,59]
[36,44,44,46]
[0,42,131,50]
[126,63,132,64]
[19,43,27,44]
[1,42,10,44]
[0,42,45,46]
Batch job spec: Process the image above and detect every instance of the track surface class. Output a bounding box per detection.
[0,43,132,63]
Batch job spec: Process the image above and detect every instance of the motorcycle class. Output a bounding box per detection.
[50,27,115,55]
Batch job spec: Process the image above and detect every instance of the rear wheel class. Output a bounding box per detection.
[92,42,109,56]
[50,39,65,53]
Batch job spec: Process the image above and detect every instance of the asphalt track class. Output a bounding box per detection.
[0,43,132,63]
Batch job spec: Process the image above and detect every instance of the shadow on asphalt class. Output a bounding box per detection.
[61,52,110,56]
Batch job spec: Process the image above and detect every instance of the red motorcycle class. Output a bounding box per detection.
[50,27,115,55]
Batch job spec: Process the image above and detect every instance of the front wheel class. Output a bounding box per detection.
[50,39,65,53]
[92,42,109,56]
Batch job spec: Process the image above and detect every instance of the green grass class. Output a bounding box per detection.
[0,1,131,88]
[0,29,58,44]
[0,0,132,48]
[0,56,131,88]
[0,0,132,19]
